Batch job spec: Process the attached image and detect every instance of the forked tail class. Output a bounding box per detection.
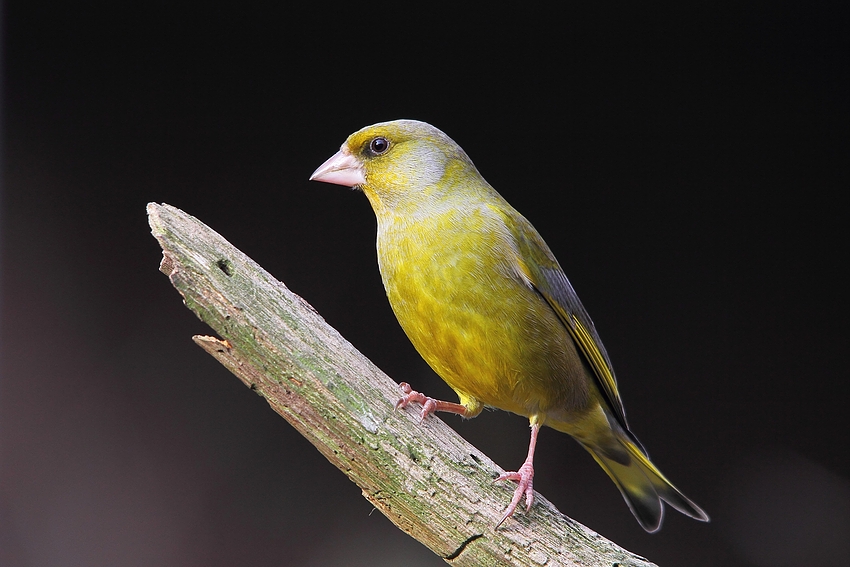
[581,433,709,532]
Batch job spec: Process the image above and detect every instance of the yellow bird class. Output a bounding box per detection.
[310,119,709,532]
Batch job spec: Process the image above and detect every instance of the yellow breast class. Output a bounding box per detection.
[374,203,591,419]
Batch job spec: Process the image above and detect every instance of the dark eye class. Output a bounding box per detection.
[368,137,390,155]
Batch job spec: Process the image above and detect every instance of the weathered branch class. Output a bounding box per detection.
[147,202,657,567]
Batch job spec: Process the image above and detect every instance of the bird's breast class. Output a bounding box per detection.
[375,207,592,419]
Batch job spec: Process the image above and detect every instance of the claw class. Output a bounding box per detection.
[394,382,467,422]
[494,423,540,528]
[395,382,435,421]
[495,461,535,527]
[394,382,413,409]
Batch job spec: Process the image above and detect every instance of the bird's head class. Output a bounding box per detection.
[310,120,485,213]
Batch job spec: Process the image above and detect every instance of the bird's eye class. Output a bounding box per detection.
[368,137,390,155]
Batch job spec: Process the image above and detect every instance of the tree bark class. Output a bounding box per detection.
[147,202,657,567]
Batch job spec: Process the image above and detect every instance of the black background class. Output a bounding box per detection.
[2,3,848,566]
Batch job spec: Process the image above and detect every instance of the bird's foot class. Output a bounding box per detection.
[394,382,467,422]
[494,460,535,527]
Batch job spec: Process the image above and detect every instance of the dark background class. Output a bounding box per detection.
[2,3,848,566]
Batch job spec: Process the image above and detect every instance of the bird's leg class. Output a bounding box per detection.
[395,382,468,422]
[495,423,540,527]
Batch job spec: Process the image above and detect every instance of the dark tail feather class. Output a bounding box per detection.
[581,435,709,532]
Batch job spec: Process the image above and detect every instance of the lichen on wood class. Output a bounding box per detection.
[147,202,657,567]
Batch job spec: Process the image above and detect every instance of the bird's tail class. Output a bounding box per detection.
[580,433,709,532]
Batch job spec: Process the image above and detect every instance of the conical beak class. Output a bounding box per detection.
[309,148,366,187]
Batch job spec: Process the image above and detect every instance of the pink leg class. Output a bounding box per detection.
[395,382,468,422]
[495,423,540,527]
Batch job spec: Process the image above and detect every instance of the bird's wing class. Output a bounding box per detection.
[506,211,629,429]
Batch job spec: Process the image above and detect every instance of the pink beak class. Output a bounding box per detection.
[309,148,366,187]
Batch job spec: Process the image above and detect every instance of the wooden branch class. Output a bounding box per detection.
[147,202,657,567]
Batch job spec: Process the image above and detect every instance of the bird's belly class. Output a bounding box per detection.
[381,251,592,419]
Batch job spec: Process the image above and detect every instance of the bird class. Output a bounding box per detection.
[309,119,709,532]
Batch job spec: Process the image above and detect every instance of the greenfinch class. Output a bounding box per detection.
[310,119,709,532]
